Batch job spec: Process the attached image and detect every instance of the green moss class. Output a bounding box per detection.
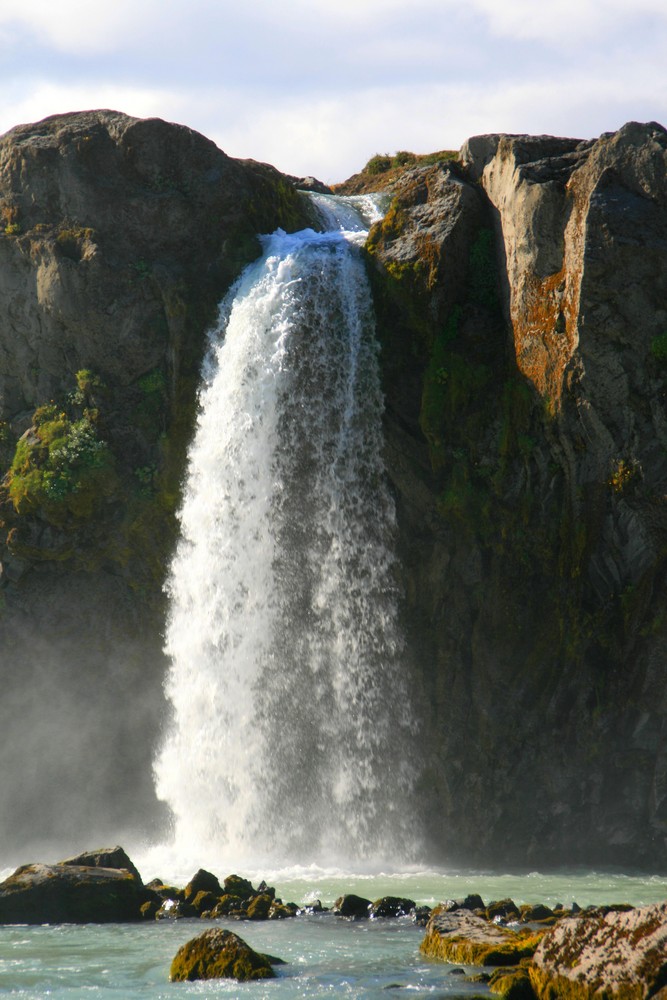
[490,967,538,999]
[421,928,544,966]
[8,412,116,524]
[649,331,667,362]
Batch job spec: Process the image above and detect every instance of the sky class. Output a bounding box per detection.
[0,0,666,183]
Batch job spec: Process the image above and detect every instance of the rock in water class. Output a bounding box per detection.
[0,863,145,923]
[333,894,372,918]
[169,928,276,982]
[59,845,143,884]
[530,901,667,999]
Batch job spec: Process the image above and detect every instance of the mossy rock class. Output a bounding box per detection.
[222,874,256,900]
[421,908,545,967]
[169,927,276,982]
[490,967,538,999]
[191,889,221,915]
[184,868,222,902]
[211,893,246,917]
[246,893,272,920]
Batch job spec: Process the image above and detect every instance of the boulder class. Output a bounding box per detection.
[59,846,142,884]
[223,874,256,900]
[169,927,276,982]
[487,899,520,922]
[420,907,544,966]
[530,901,667,999]
[245,893,272,920]
[333,894,372,918]
[370,896,416,918]
[183,869,222,902]
[0,862,145,923]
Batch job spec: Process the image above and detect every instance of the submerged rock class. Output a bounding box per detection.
[169,927,277,982]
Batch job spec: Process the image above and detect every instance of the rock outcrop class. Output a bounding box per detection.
[2,110,667,869]
[368,121,667,866]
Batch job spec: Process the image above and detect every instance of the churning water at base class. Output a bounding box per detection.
[154,195,420,868]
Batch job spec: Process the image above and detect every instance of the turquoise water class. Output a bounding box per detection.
[1,868,666,998]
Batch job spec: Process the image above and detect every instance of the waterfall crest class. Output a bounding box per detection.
[154,195,421,867]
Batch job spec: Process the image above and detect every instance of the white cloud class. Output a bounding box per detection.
[0,0,665,182]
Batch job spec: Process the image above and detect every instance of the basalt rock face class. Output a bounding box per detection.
[369,122,667,867]
[0,110,313,857]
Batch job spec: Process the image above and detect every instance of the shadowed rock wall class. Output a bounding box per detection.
[368,121,667,867]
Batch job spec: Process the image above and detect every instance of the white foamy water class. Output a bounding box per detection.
[153,195,420,871]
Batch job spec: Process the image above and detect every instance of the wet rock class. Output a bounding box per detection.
[246,893,272,920]
[370,896,416,918]
[486,899,520,922]
[60,845,142,884]
[223,874,256,900]
[184,869,222,903]
[269,901,298,919]
[413,905,433,926]
[155,898,196,920]
[333,893,372,918]
[530,901,667,999]
[420,907,544,966]
[0,862,145,923]
[442,894,486,913]
[191,890,221,915]
[210,893,246,918]
[520,903,554,924]
[169,927,276,982]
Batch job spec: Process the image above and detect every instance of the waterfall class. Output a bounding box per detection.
[154,194,421,868]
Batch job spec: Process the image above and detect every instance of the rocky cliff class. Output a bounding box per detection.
[1,110,666,869]
[0,110,314,857]
[367,121,667,866]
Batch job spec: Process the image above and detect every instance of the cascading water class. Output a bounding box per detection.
[154,194,421,868]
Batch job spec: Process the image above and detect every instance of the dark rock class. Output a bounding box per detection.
[184,869,222,902]
[369,120,667,870]
[0,862,145,923]
[169,927,276,982]
[246,893,272,920]
[413,905,432,926]
[222,874,256,900]
[191,890,221,915]
[333,893,372,918]
[487,899,520,922]
[155,898,196,920]
[59,846,142,884]
[139,898,161,920]
[442,894,486,913]
[210,894,247,918]
[370,896,416,918]
[520,903,554,923]
[300,899,326,914]
[268,901,298,919]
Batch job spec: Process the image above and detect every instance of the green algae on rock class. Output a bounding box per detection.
[420,906,545,966]
[169,927,277,982]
